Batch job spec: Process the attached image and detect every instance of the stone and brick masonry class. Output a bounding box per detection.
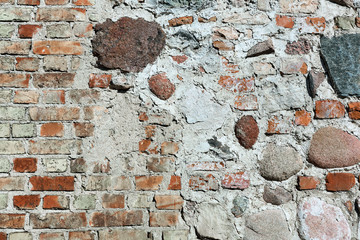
[1,0,360,239]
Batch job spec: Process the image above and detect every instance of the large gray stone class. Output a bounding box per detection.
[244,209,291,240]
[259,144,303,181]
[321,34,360,96]
[263,185,292,205]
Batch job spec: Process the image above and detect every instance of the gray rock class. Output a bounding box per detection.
[263,185,292,205]
[259,144,303,181]
[244,209,291,240]
[247,39,274,58]
[307,70,325,98]
[231,195,248,217]
[160,0,213,8]
[328,0,354,8]
[321,34,360,96]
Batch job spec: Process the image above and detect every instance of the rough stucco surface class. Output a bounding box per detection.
[1,0,360,239]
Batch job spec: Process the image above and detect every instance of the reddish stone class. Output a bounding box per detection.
[295,110,311,126]
[326,173,355,191]
[344,201,353,213]
[88,74,111,88]
[246,39,274,58]
[168,176,181,190]
[276,15,295,28]
[13,195,40,210]
[148,73,175,100]
[221,172,250,189]
[309,127,360,168]
[315,100,345,119]
[298,176,320,190]
[92,17,166,72]
[172,55,188,64]
[348,102,360,119]
[235,115,259,149]
[307,70,326,98]
[285,38,311,55]
[13,158,37,173]
[168,16,194,27]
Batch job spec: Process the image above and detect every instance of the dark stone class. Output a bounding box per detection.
[308,127,360,168]
[263,185,292,205]
[92,18,166,73]
[328,0,354,8]
[160,0,213,9]
[148,73,175,100]
[235,116,259,149]
[231,195,248,217]
[306,70,325,98]
[285,38,311,55]
[321,34,360,97]
[246,39,274,58]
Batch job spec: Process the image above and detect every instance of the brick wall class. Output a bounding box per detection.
[0,0,360,239]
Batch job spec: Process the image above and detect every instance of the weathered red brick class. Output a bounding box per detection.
[73,123,94,137]
[30,213,86,229]
[43,90,66,104]
[15,57,40,71]
[74,23,93,37]
[161,142,179,155]
[267,115,292,134]
[139,139,151,153]
[221,172,250,189]
[155,195,183,210]
[135,176,163,190]
[33,41,83,55]
[168,175,181,190]
[326,173,355,191]
[187,161,225,171]
[89,211,143,227]
[315,100,345,119]
[29,107,80,121]
[234,95,258,110]
[295,110,311,126]
[0,177,25,191]
[88,74,111,88]
[33,73,75,88]
[36,8,86,22]
[145,125,156,139]
[39,232,64,240]
[348,102,360,120]
[13,157,37,173]
[102,194,125,209]
[30,176,74,191]
[276,15,294,28]
[189,174,218,191]
[69,231,95,240]
[43,195,69,209]
[169,16,193,27]
[13,195,40,210]
[0,73,30,88]
[149,212,179,227]
[0,233,5,240]
[69,89,100,104]
[72,0,93,5]
[304,17,326,33]
[18,25,42,38]
[219,76,254,93]
[45,0,68,4]
[40,123,64,137]
[18,0,39,5]
[298,176,320,190]
[14,90,39,103]
[0,214,25,229]
[139,112,148,121]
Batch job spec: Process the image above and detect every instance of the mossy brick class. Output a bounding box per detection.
[46,24,72,38]
[0,57,13,71]
[0,124,10,138]
[0,141,25,154]
[0,158,11,172]
[0,194,7,209]
[12,124,35,138]
[0,8,32,21]
[73,195,96,210]
[0,107,26,120]
[0,24,15,37]
[9,232,32,240]
[43,158,67,172]
[0,90,11,103]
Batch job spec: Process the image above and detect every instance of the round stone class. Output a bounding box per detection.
[92,17,166,72]
[309,127,360,168]
[259,144,303,181]
[148,73,175,100]
[298,197,351,240]
[235,115,259,149]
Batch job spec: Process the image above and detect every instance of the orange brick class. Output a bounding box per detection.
[326,173,355,191]
[39,233,64,240]
[213,41,235,51]
[40,123,64,137]
[13,158,37,173]
[298,176,320,190]
[168,175,181,190]
[234,95,258,110]
[0,74,30,88]
[18,0,40,5]
[43,195,69,209]
[305,17,326,33]
[276,15,295,28]
[13,195,40,210]
[33,41,83,55]
[15,57,40,71]
[135,176,163,190]
[88,74,111,88]
[14,90,39,104]
[18,25,42,38]
[45,0,68,4]
[348,102,360,120]
[155,195,183,210]
[218,76,254,93]
[315,100,345,119]
[169,16,193,27]
[72,0,94,5]
[30,176,74,191]
[295,110,311,126]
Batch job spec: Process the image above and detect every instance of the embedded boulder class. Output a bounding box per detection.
[235,116,259,149]
[92,17,166,72]
[308,127,360,168]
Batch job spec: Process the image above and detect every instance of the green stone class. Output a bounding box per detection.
[73,195,96,210]
[0,24,15,37]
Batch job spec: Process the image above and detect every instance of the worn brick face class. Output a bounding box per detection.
[135,176,163,190]
[13,158,37,173]
[43,195,69,209]
[30,176,74,191]
[0,214,25,229]
[30,213,87,229]
[89,211,143,227]
[13,195,40,210]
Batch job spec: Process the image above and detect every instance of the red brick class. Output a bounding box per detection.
[345,201,353,213]
[72,0,93,5]
[0,214,25,229]
[13,158,37,173]
[18,25,42,38]
[30,107,80,121]
[88,74,111,88]
[187,161,225,171]
[30,213,86,229]
[169,16,193,27]
[295,110,311,126]
[219,76,254,93]
[45,0,68,4]
[348,102,360,120]
[305,17,326,33]
[221,172,250,189]
[39,232,64,240]
[139,139,151,153]
[43,195,69,209]
[36,8,86,21]
[161,142,179,155]
[33,73,74,88]
[74,122,94,137]
[33,41,83,55]
[0,73,30,88]
[43,90,65,104]
[69,232,95,240]
[40,123,64,137]
[102,194,125,209]
[298,176,320,190]
[0,0,13,3]
[172,55,188,64]
[15,57,40,71]
[326,173,355,191]
[135,176,163,190]
[155,195,183,210]
[30,176,74,191]
[13,195,40,210]
[18,0,39,5]
[0,233,5,240]
[234,95,258,110]
[149,212,179,227]
[14,90,39,103]
[89,211,143,227]
[168,175,181,190]
[276,15,295,28]
[315,100,345,119]
[189,174,218,191]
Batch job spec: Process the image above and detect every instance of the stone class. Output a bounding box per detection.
[148,73,175,100]
[328,0,354,8]
[223,12,270,25]
[298,197,351,240]
[308,127,360,168]
[285,38,311,55]
[246,39,274,58]
[196,203,236,239]
[231,195,248,217]
[263,185,292,205]
[307,70,325,98]
[244,209,291,240]
[335,17,356,30]
[279,0,319,13]
[92,18,166,72]
[235,115,259,149]
[163,230,188,240]
[260,144,303,181]
[320,34,360,97]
